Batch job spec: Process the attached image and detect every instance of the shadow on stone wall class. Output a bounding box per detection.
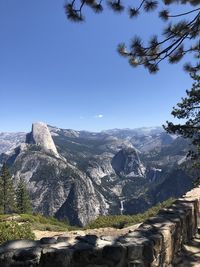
[0,187,200,267]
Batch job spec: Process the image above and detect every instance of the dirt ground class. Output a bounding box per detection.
[33,223,141,240]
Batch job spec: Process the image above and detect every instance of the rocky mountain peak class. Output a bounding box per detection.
[27,122,59,157]
[0,123,192,226]
[111,147,146,177]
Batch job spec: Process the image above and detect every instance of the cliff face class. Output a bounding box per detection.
[1,123,194,226]
[12,147,109,224]
[26,122,59,157]
[111,147,145,177]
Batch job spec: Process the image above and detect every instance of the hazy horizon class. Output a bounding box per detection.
[0,122,164,134]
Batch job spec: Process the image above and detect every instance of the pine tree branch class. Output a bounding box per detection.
[168,8,200,18]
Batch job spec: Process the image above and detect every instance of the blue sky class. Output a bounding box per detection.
[0,0,193,132]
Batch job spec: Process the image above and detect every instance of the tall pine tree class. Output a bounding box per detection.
[164,73,200,159]
[0,164,16,214]
[16,178,32,214]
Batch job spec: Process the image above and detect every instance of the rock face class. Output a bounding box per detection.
[111,147,145,177]
[55,180,108,226]
[26,122,59,157]
[1,187,200,267]
[0,123,194,226]
[0,132,26,154]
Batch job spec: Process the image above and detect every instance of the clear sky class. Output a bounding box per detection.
[0,0,193,132]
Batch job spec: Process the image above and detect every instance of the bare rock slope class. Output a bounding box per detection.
[27,122,59,157]
[0,123,194,226]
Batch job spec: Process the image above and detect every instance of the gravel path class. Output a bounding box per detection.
[33,223,141,240]
[174,235,200,267]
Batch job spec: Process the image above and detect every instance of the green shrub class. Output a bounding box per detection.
[19,213,78,231]
[0,222,35,244]
[85,198,175,229]
[0,214,15,222]
[0,213,79,233]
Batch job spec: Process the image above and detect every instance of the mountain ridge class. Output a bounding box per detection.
[0,122,194,226]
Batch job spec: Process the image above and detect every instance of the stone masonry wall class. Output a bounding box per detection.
[0,187,200,267]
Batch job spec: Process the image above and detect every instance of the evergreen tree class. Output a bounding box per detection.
[65,0,200,73]
[0,164,16,214]
[164,73,200,159]
[16,178,32,214]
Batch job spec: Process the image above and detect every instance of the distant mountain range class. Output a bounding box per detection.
[0,123,194,226]
[0,132,26,154]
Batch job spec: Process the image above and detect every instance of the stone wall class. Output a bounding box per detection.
[0,187,200,267]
